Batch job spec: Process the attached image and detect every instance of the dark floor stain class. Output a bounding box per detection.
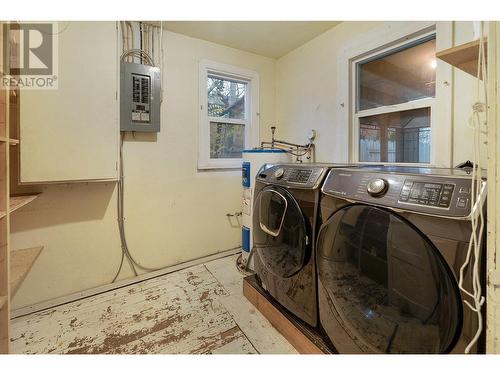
[186,273,203,286]
[65,336,96,354]
[65,311,194,354]
[190,326,242,354]
[199,291,210,302]
[132,314,142,323]
[145,294,160,301]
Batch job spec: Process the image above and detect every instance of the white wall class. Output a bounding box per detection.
[10,30,276,308]
[276,21,486,166]
[276,21,380,162]
[452,21,488,167]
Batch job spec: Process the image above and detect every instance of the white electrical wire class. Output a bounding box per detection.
[160,21,164,103]
[148,24,152,58]
[113,21,168,282]
[120,49,154,66]
[124,22,131,63]
[457,21,488,354]
[126,21,134,63]
[143,23,148,60]
[120,22,126,60]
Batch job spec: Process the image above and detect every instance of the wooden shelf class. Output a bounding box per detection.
[10,246,43,297]
[0,136,19,145]
[436,38,487,78]
[0,296,6,310]
[10,194,39,214]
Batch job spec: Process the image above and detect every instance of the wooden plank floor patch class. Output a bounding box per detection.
[10,260,264,354]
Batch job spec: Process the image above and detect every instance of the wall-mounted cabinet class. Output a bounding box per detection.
[19,22,119,183]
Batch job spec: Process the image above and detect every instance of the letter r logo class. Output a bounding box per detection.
[4,23,53,75]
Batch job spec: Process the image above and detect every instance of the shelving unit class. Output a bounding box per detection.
[10,195,39,214]
[0,137,18,145]
[0,296,6,310]
[0,21,10,354]
[0,22,42,353]
[10,247,44,297]
[436,38,487,78]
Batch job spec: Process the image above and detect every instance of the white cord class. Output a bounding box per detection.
[126,21,134,63]
[457,21,488,354]
[160,21,164,103]
[120,22,126,60]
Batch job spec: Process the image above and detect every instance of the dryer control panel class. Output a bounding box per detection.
[398,181,455,208]
[256,164,327,189]
[322,168,484,218]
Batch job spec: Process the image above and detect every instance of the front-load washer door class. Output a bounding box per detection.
[317,204,462,353]
[254,186,308,278]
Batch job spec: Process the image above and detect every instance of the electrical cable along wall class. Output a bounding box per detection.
[119,22,161,133]
[114,22,244,283]
[113,21,165,282]
[458,22,488,354]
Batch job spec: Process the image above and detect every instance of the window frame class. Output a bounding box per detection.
[198,59,260,170]
[352,31,436,165]
[335,22,453,167]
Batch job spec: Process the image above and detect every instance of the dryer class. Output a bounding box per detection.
[316,166,486,353]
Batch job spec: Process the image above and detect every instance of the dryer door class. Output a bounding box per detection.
[317,204,462,353]
[254,186,308,278]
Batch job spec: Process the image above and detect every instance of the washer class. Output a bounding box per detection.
[316,166,486,353]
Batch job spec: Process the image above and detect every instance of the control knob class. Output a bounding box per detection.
[367,178,388,197]
[274,167,285,179]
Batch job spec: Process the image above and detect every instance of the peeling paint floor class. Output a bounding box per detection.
[10,254,297,354]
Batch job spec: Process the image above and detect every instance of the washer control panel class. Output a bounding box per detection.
[322,168,483,218]
[399,181,455,208]
[257,164,327,189]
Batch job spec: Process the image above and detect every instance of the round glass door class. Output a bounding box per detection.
[253,186,308,278]
[317,204,462,353]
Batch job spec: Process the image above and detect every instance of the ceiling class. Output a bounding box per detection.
[162,21,340,59]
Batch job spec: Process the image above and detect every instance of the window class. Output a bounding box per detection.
[353,34,436,164]
[199,60,259,169]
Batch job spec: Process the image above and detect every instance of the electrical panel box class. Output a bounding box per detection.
[120,61,160,132]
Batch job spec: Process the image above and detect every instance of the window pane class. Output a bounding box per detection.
[207,75,247,120]
[359,107,431,163]
[210,122,245,159]
[357,37,436,111]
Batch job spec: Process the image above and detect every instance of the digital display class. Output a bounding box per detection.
[288,169,312,183]
[399,180,454,208]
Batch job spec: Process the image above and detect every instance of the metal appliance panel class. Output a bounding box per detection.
[322,168,480,218]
